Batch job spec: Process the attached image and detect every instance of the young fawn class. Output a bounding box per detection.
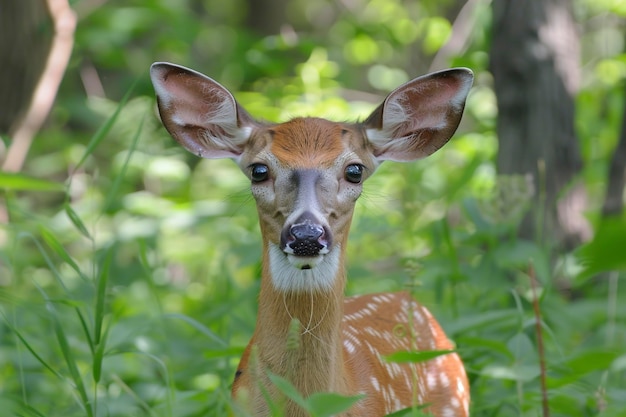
[150,63,473,417]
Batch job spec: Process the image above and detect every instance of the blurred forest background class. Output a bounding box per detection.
[1,0,626,416]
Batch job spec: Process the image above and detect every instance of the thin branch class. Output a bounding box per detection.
[2,0,76,173]
[529,263,550,417]
[429,0,487,72]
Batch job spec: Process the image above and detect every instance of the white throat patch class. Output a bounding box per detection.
[268,243,341,292]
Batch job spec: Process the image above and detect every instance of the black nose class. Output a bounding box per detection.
[281,212,331,257]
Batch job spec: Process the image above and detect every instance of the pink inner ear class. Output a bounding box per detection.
[389,76,466,130]
[151,63,253,159]
[367,69,473,162]
[157,73,235,125]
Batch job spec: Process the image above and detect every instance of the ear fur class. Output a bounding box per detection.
[364,68,473,162]
[150,62,256,159]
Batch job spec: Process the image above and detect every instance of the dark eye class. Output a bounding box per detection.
[250,164,269,183]
[344,164,363,184]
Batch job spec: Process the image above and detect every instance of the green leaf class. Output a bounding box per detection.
[64,203,92,240]
[267,372,308,410]
[480,363,540,382]
[203,346,247,359]
[548,349,621,388]
[94,247,113,346]
[36,286,93,417]
[73,79,138,173]
[39,225,87,280]
[306,392,365,417]
[384,405,430,417]
[457,336,513,360]
[92,324,109,384]
[102,115,144,213]
[163,313,228,347]
[446,309,519,334]
[384,349,455,364]
[576,215,626,278]
[0,172,64,191]
[1,311,64,380]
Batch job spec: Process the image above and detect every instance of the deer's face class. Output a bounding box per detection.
[236,118,377,290]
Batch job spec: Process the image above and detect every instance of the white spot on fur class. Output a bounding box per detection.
[451,396,460,408]
[413,309,426,325]
[442,406,456,417]
[366,302,379,311]
[427,372,437,390]
[343,330,361,347]
[370,376,380,392]
[440,372,450,388]
[457,376,465,394]
[343,339,356,354]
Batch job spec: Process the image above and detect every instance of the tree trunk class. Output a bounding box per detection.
[246,0,290,36]
[490,0,588,247]
[0,0,53,134]
[602,84,626,217]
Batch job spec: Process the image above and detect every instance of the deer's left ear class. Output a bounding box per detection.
[150,62,257,160]
[363,68,473,162]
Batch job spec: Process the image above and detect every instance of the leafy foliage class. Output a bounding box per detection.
[1,0,626,416]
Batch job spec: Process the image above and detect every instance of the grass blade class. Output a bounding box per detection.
[102,114,144,213]
[64,203,92,240]
[93,247,113,383]
[94,247,113,346]
[164,313,228,347]
[384,349,455,364]
[36,285,93,417]
[0,172,65,192]
[19,231,95,350]
[92,322,110,384]
[73,79,138,173]
[384,405,430,417]
[307,392,365,416]
[1,311,64,380]
[267,371,307,411]
[39,225,87,281]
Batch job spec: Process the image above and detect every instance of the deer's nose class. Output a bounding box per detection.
[281,211,331,257]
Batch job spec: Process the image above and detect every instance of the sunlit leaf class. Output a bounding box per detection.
[0,172,64,191]
[576,215,626,278]
[267,372,307,410]
[306,392,365,416]
[384,350,455,364]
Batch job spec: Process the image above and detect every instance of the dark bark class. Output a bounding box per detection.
[602,84,626,216]
[245,0,290,36]
[0,0,53,134]
[490,0,586,247]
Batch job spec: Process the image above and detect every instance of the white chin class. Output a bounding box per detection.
[287,254,323,270]
[268,243,341,293]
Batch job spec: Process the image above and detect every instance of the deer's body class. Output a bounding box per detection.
[234,289,467,416]
[151,64,473,416]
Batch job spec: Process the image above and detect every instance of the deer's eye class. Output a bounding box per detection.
[250,164,269,183]
[344,164,363,184]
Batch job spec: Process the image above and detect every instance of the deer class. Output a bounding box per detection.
[150,62,473,417]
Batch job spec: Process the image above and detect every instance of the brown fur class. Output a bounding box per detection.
[270,118,347,168]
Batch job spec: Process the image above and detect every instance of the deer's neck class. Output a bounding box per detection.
[253,243,349,397]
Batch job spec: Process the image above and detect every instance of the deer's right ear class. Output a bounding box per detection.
[150,62,255,159]
[363,68,473,162]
